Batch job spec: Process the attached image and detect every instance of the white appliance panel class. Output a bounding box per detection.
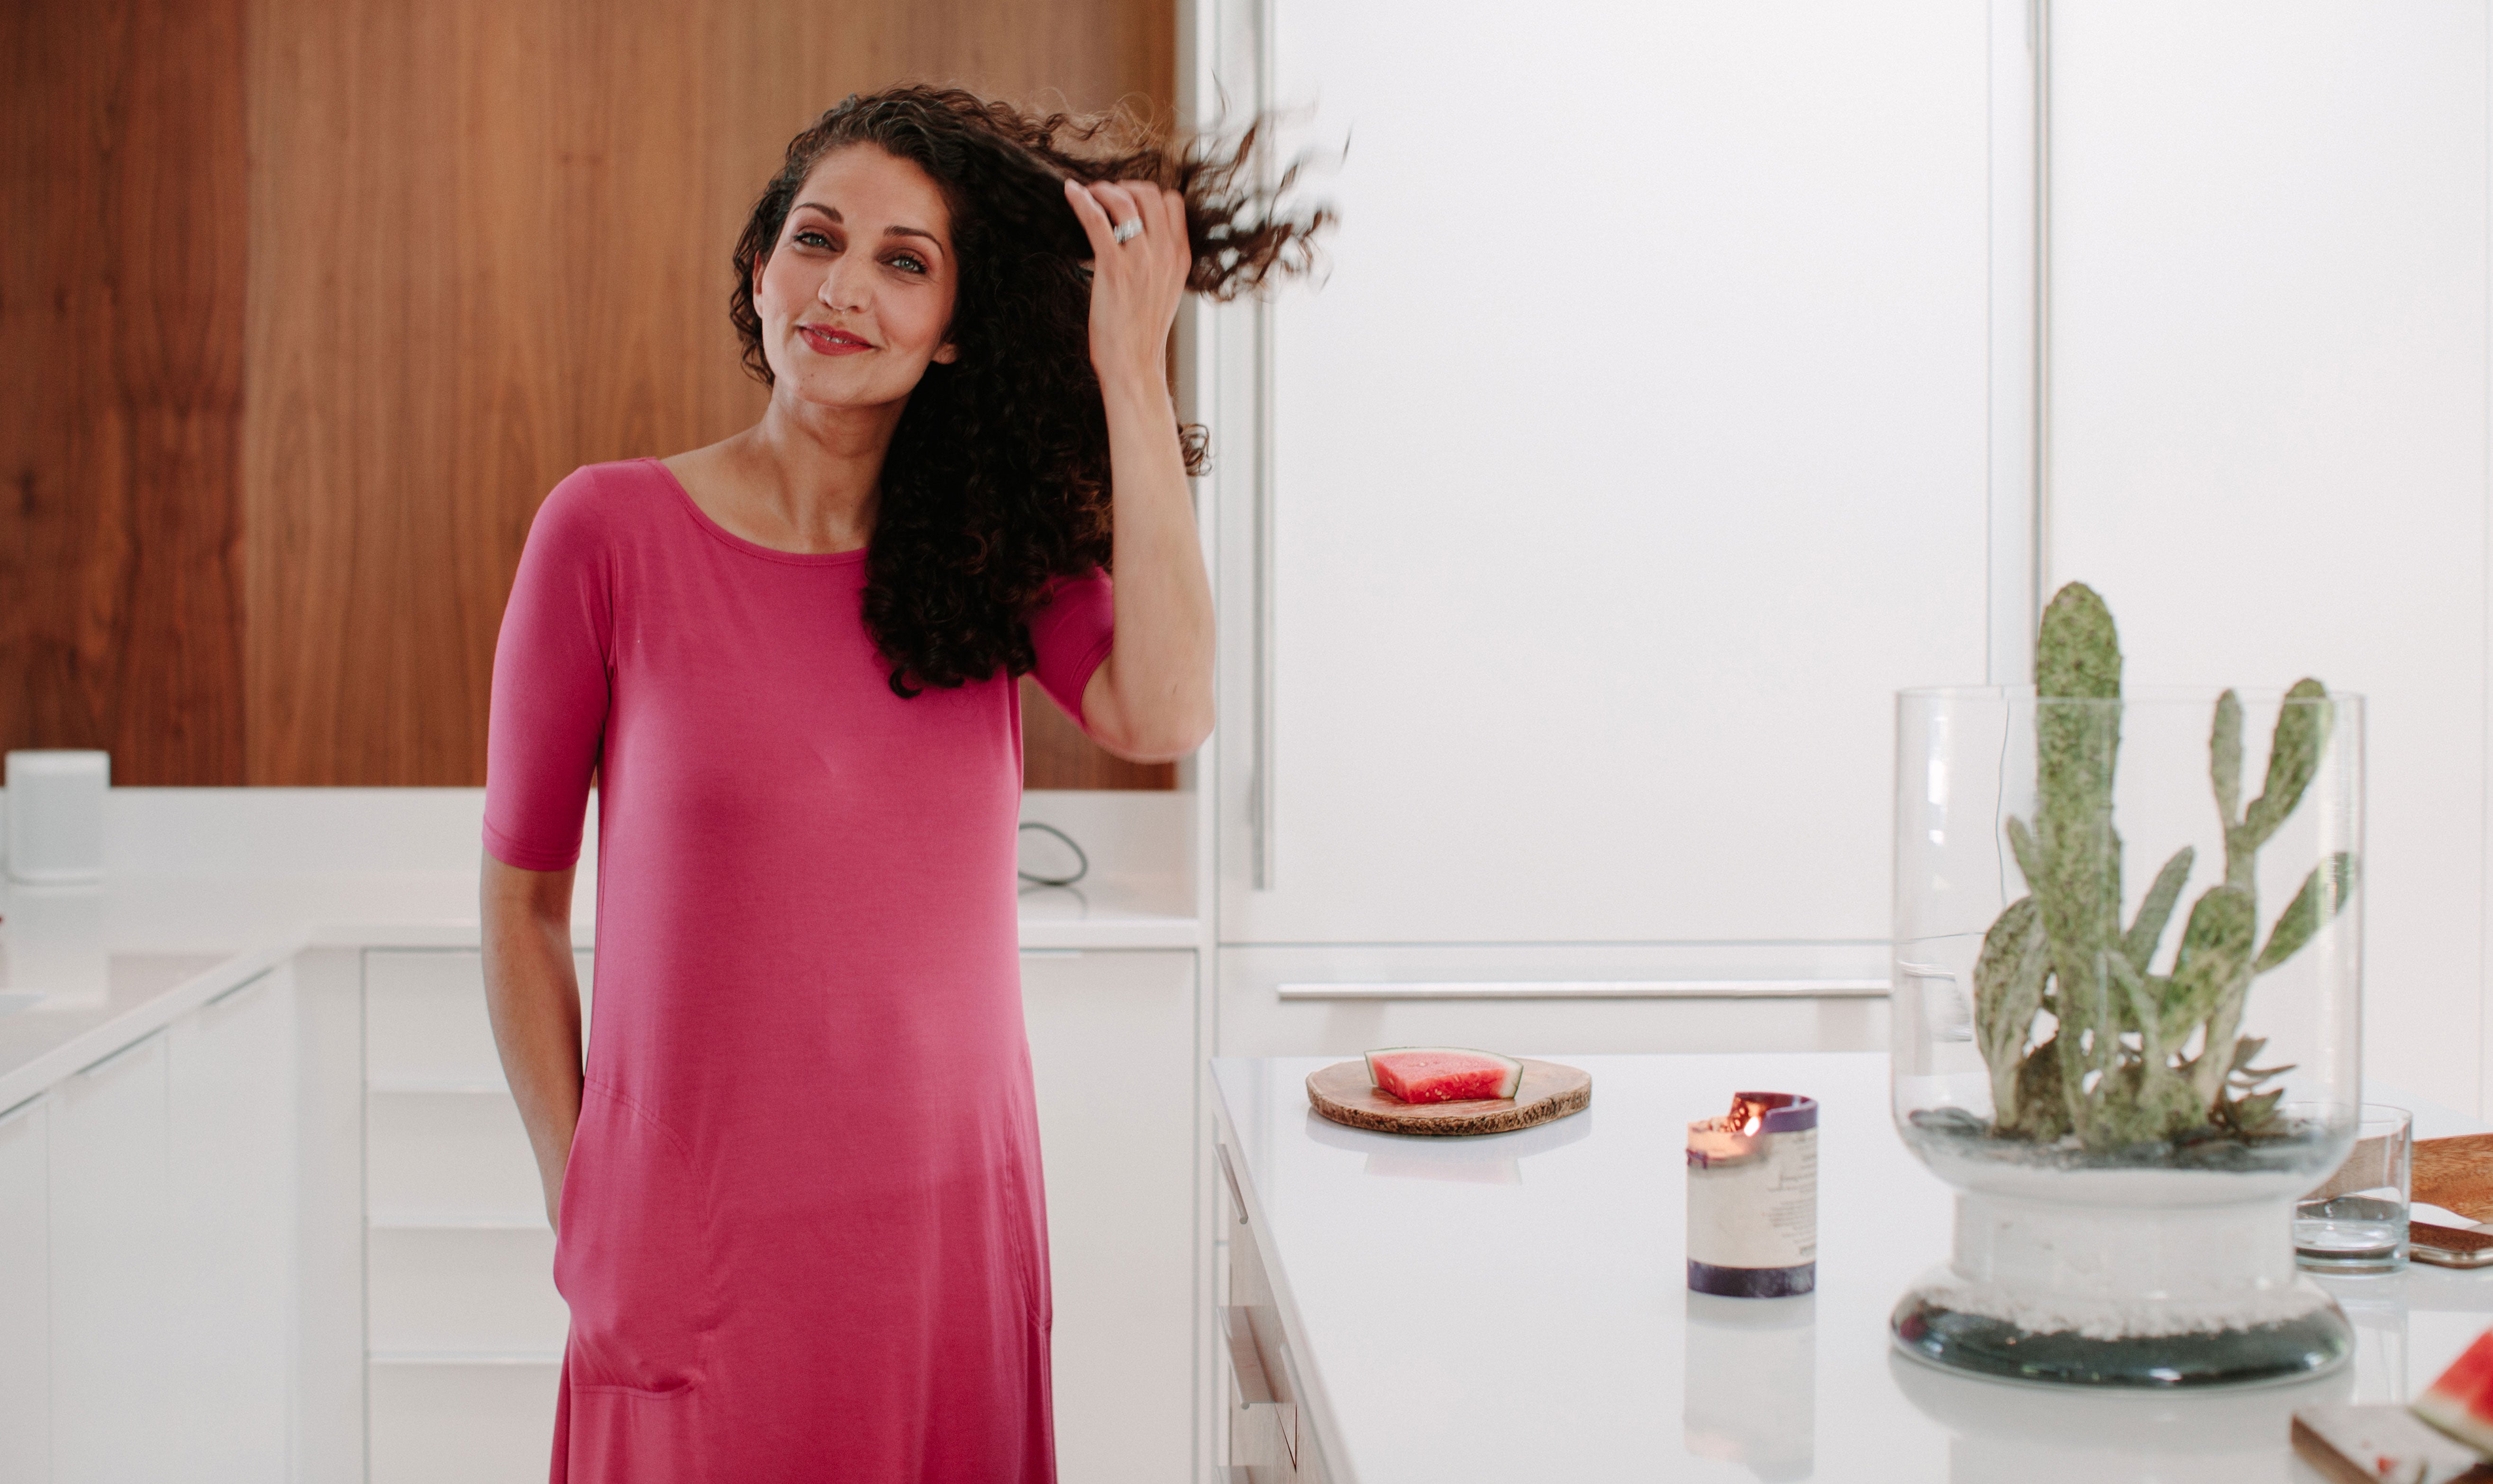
[1226,0,1995,944]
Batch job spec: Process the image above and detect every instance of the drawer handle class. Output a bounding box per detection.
[205,972,271,1010]
[1274,978,1891,1000]
[1224,1306,1276,1406]
[1217,1141,1250,1225]
[1224,1306,1299,1467]
[75,1028,164,1079]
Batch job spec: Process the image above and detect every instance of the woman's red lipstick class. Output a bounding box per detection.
[798,323,873,355]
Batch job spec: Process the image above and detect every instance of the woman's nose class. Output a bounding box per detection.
[818,262,864,314]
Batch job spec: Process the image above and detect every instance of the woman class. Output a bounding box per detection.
[478,87,1321,1482]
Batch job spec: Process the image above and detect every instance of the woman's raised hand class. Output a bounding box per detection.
[1063,176,1191,394]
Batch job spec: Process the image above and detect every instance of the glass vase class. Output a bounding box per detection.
[1891,686,2364,1386]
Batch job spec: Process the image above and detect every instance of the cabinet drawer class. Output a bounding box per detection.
[0,1100,46,1484]
[367,1090,546,1227]
[1222,1201,1329,1484]
[368,1360,560,1484]
[1218,946,1888,1059]
[366,949,592,1089]
[368,1226,565,1359]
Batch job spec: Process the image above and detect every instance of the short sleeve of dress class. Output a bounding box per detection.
[483,468,615,871]
[1025,568,1116,728]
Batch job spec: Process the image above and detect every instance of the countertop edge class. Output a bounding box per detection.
[1210,1058,1361,1484]
[1015,918,1201,950]
[303,916,1205,951]
[0,911,1201,1114]
[0,938,304,1116]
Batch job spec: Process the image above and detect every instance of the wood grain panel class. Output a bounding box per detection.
[244,0,1178,786]
[244,0,570,784]
[0,0,248,783]
[1022,677,1175,789]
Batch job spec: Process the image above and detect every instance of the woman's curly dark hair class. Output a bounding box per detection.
[728,84,1330,697]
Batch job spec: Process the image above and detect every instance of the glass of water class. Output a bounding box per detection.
[2295,1104,2413,1273]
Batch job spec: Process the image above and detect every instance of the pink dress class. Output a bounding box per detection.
[483,458,1113,1483]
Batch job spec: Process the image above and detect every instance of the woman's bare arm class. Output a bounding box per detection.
[481,851,586,1230]
[1064,178,1217,762]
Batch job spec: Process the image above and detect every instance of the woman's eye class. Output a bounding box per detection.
[795,229,833,249]
[889,254,928,275]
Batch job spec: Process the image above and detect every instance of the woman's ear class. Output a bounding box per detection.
[933,339,960,365]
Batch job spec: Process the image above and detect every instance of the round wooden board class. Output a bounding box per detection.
[1306,1058,1592,1138]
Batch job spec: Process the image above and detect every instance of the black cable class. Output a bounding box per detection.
[1016,821,1089,888]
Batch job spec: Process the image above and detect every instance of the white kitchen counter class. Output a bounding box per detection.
[1211,1053,2493,1484]
[0,788,1196,1114]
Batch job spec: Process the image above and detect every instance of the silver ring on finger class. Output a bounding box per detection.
[1111,218,1143,245]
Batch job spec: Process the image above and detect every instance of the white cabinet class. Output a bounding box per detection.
[367,1363,565,1484]
[1216,0,1999,947]
[48,1030,173,1483]
[367,1089,553,1227]
[1020,949,1198,1484]
[363,948,588,1484]
[41,972,297,1483]
[11,926,1204,1477]
[166,972,296,1483]
[367,946,591,1089]
[0,1098,47,1484]
[368,1226,564,1354]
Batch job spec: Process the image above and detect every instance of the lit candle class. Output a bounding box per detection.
[1686,1091,1818,1298]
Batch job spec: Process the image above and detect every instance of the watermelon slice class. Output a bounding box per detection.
[2414,1327,2493,1455]
[1364,1047,1524,1104]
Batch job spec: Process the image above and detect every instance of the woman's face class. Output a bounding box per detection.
[753,145,961,408]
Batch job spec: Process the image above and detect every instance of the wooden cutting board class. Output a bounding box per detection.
[1306,1058,1592,1138]
[2417,1134,2493,1223]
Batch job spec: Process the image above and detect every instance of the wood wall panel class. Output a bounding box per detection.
[1,0,249,783]
[245,0,571,784]
[242,0,1178,786]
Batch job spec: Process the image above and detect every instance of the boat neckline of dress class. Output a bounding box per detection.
[642,456,872,567]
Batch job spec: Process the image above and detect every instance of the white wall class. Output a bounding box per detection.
[2045,2,2491,1111]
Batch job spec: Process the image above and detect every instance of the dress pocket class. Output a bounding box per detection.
[553,1081,718,1394]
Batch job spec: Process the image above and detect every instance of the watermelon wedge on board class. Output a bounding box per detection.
[2416,1327,2493,1455]
[1364,1048,1524,1104]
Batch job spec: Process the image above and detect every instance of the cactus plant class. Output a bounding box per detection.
[1970,583,2357,1153]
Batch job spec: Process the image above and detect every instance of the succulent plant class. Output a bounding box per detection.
[1972,583,2357,1152]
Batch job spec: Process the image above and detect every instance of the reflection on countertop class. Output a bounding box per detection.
[1685,1291,1816,1483]
[1299,1103,1593,1185]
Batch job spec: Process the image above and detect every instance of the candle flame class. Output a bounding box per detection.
[1729,1094,1768,1137]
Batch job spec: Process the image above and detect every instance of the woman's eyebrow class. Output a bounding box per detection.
[792,200,942,252]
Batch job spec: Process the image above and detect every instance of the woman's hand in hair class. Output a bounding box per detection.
[1061,174,1214,761]
[1064,176,1191,395]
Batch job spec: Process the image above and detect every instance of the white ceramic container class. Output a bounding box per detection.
[6,751,109,884]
